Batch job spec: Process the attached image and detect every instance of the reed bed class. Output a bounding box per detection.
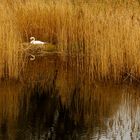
[1,0,140,82]
[0,4,22,79]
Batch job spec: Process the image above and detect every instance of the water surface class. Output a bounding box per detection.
[0,56,140,140]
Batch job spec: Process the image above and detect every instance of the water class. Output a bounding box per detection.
[0,56,140,140]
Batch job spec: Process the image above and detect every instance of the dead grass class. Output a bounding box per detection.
[1,0,140,82]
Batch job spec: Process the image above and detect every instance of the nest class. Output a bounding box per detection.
[22,43,60,61]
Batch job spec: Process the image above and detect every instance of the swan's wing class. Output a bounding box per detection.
[30,40,47,45]
[34,41,45,44]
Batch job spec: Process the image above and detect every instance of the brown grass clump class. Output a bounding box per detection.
[1,0,140,82]
[0,4,22,79]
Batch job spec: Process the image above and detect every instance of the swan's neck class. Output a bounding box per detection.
[30,38,35,44]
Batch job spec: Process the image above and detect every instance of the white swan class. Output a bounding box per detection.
[30,37,46,45]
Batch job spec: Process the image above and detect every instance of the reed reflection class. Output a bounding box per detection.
[0,57,140,139]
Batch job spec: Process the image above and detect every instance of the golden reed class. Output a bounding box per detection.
[1,0,140,82]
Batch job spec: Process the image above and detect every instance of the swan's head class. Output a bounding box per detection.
[30,37,35,41]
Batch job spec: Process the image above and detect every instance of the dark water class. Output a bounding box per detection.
[0,56,140,140]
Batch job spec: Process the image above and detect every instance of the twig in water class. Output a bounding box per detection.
[123,72,140,83]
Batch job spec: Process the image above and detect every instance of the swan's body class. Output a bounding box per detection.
[30,37,46,45]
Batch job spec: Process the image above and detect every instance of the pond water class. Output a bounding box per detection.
[0,56,140,140]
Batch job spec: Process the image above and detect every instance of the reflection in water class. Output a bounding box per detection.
[0,56,140,139]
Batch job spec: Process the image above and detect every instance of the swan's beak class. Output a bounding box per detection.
[30,37,34,41]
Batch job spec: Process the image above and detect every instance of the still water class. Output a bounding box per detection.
[0,56,140,140]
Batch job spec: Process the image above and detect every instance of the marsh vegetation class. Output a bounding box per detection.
[1,1,140,139]
[1,0,140,82]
